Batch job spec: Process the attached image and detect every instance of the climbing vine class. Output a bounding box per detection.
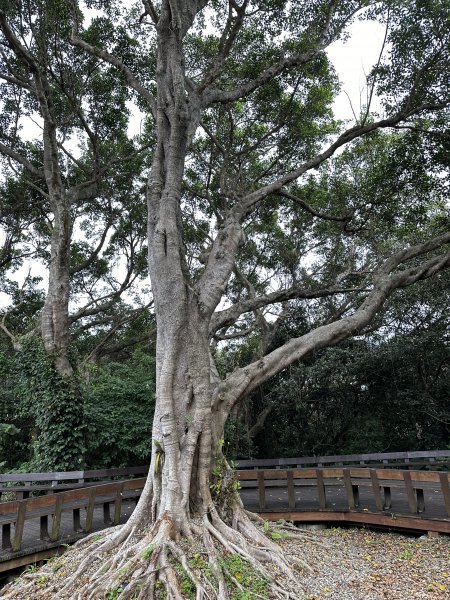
[15,338,85,471]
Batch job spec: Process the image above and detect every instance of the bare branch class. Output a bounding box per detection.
[278,190,352,223]
[0,314,17,346]
[361,8,390,124]
[0,10,39,73]
[141,0,159,24]
[0,70,32,90]
[84,302,154,363]
[203,1,350,105]
[200,0,249,90]
[248,405,273,439]
[213,327,253,341]
[70,216,113,275]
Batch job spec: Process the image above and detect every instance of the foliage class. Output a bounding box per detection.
[0,347,32,470]
[0,344,156,472]
[83,351,155,468]
[14,338,85,471]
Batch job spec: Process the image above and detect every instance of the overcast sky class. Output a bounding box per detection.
[328,18,386,122]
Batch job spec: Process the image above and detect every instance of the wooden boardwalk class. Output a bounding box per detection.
[0,500,137,573]
[1,459,449,575]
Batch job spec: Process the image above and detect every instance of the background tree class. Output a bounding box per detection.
[0,0,153,469]
[3,0,450,598]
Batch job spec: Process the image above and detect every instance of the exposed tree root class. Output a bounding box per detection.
[3,505,313,600]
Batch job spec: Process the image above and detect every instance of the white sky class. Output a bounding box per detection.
[328,19,386,122]
[0,16,387,309]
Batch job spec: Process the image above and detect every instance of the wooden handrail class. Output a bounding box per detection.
[0,478,147,552]
[0,465,149,484]
[236,467,450,519]
[1,467,450,558]
[236,449,450,470]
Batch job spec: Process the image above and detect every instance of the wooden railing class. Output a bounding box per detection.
[0,478,147,552]
[2,449,448,503]
[0,466,150,500]
[237,467,450,520]
[236,450,450,471]
[1,461,450,562]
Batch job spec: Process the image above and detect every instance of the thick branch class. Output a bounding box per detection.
[248,405,273,439]
[239,104,450,215]
[198,102,448,317]
[0,70,32,90]
[0,11,39,73]
[203,0,342,105]
[218,235,450,412]
[210,284,364,334]
[70,33,156,115]
[0,142,44,178]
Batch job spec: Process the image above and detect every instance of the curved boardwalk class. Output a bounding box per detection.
[1,455,449,575]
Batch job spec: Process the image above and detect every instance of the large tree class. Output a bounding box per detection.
[5,0,450,598]
[0,0,152,468]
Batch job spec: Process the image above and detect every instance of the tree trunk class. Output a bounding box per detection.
[132,4,220,532]
[39,86,74,378]
[41,188,73,378]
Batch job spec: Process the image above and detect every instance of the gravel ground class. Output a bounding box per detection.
[282,527,450,600]
[1,526,449,599]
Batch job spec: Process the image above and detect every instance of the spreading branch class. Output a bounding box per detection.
[69,27,156,115]
[210,284,364,334]
[0,141,44,178]
[218,233,450,412]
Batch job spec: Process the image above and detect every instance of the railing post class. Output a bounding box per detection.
[257,471,266,512]
[113,483,124,525]
[402,471,417,514]
[51,494,64,542]
[84,488,96,532]
[316,469,326,509]
[343,469,357,509]
[12,502,26,552]
[370,469,383,511]
[286,470,295,510]
[439,472,450,517]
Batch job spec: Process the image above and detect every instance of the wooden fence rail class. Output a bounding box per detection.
[2,449,449,502]
[0,466,150,501]
[1,462,450,571]
[0,478,146,553]
[237,467,450,527]
[236,449,450,470]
